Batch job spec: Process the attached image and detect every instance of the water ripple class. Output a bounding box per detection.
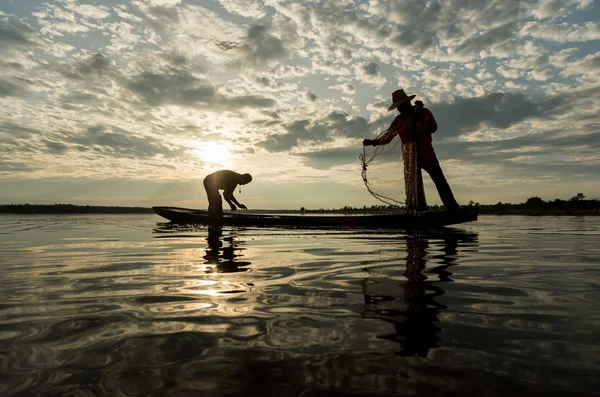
[0,215,598,396]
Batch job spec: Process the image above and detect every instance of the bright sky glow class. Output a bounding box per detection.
[195,142,232,167]
[0,0,599,209]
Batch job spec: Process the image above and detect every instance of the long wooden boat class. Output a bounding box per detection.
[152,206,478,229]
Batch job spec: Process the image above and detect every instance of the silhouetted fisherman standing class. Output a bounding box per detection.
[363,89,458,211]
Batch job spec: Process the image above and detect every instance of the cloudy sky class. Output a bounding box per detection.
[1,0,599,209]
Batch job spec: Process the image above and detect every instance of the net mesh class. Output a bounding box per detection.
[360,124,426,212]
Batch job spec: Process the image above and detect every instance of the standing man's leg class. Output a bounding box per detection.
[421,159,459,211]
[416,168,427,212]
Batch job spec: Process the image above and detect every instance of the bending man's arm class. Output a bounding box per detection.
[223,189,246,210]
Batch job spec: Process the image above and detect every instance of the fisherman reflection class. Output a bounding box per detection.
[204,226,251,273]
[362,232,471,357]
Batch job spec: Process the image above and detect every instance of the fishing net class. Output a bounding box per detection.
[360,124,426,212]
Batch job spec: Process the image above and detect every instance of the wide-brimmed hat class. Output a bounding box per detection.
[387,89,416,111]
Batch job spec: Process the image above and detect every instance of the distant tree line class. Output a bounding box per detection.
[2,194,599,215]
[0,204,154,214]
[299,193,599,215]
[468,193,599,215]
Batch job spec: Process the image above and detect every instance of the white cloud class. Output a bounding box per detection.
[41,21,90,36]
[104,21,142,52]
[420,66,455,98]
[503,54,548,70]
[63,2,111,20]
[497,66,521,79]
[532,0,594,20]
[528,67,555,81]
[114,5,143,23]
[141,0,182,6]
[521,21,600,42]
[476,69,493,80]
[218,0,266,19]
[330,83,355,94]
[560,52,600,81]
[504,81,525,90]
[549,47,579,68]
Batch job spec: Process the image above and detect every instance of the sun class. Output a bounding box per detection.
[194,142,232,165]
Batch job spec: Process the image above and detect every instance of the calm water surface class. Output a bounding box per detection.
[0,214,598,396]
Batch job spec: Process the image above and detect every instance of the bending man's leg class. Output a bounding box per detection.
[203,178,223,218]
[421,159,459,211]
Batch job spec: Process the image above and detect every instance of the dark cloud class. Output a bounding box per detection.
[0,160,39,173]
[365,1,532,57]
[306,92,317,102]
[42,139,69,154]
[259,87,591,170]
[256,76,271,86]
[146,4,180,22]
[378,0,443,25]
[262,110,281,119]
[326,111,370,138]
[431,129,600,185]
[242,25,287,65]
[254,75,294,90]
[60,53,114,81]
[291,126,600,176]
[428,92,565,138]
[52,124,192,160]
[361,62,380,76]
[77,53,111,75]
[454,22,519,56]
[214,39,239,51]
[259,111,370,152]
[61,92,102,108]
[259,120,307,152]
[127,70,215,106]
[0,122,41,137]
[126,2,179,44]
[1,61,25,70]
[295,147,361,170]
[126,68,276,109]
[264,120,282,127]
[260,85,598,175]
[0,122,189,160]
[0,122,42,154]
[471,0,530,27]
[0,18,35,47]
[163,52,189,66]
[228,95,276,108]
[0,77,29,97]
[391,28,437,53]
[437,129,600,163]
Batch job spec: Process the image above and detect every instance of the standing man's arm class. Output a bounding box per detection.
[363,117,410,146]
[422,108,437,133]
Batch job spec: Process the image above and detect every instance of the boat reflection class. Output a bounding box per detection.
[153,223,251,273]
[203,226,251,273]
[362,231,478,357]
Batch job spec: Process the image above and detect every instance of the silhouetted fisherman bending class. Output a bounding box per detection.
[203,170,252,217]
